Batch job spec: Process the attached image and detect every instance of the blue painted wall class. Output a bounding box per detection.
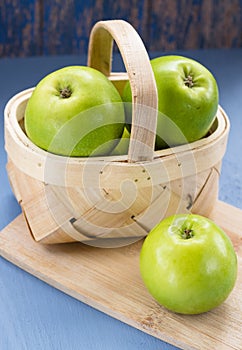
[1,0,242,57]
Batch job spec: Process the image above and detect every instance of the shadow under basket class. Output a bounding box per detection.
[4,20,230,247]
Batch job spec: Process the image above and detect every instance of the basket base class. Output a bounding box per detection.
[7,159,221,246]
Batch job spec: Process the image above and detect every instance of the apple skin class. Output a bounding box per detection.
[122,55,219,149]
[140,214,237,315]
[110,126,130,155]
[25,66,125,157]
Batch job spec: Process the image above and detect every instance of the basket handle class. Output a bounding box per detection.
[87,20,158,162]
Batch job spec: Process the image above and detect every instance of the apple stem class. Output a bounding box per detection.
[184,75,194,88]
[60,87,72,98]
[181,228,194,239]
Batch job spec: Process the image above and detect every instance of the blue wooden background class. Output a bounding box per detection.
[0,0,242,57]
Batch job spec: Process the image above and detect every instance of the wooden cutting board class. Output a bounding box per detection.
[0,200,241,350]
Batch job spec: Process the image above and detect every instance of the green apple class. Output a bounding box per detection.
[140,214,237,315]
[25,66,125,157]
[110,126,130,155]
[122,55,219,149]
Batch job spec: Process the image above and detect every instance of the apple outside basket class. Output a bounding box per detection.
[4,20,230,247]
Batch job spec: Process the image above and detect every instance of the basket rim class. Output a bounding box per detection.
[4,88,230,187]
[5,87,229,161]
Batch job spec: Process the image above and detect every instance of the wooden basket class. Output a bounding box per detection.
[4,20,230,247]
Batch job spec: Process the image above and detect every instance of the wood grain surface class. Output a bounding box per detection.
[0,200,241,350]
[1,0,242,57]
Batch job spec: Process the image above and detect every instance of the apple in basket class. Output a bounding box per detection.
[24,66,125,157]
[122,55,219,149]
[140,214,237,314]
[110,126,130,155]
